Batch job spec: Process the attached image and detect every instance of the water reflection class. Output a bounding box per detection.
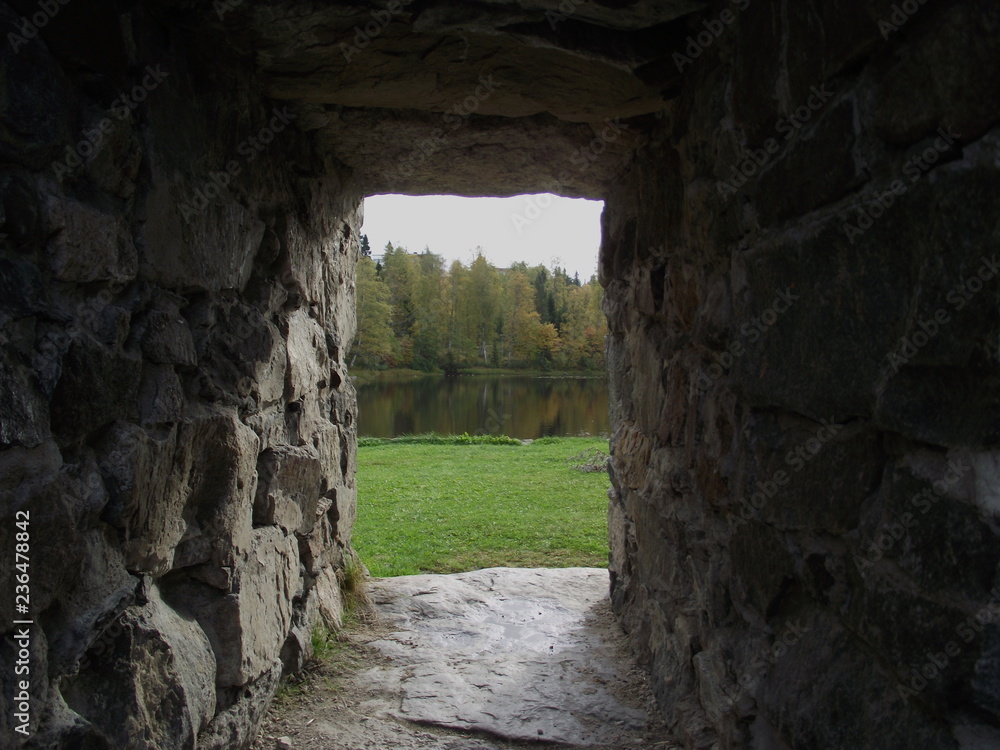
[355,374,610,439]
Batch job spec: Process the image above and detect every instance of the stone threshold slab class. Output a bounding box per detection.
[362,567,669,748]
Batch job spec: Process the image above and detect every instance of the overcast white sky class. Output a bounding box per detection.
[361,194,604,280]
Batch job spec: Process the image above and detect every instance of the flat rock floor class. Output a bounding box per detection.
[254,567,675,750]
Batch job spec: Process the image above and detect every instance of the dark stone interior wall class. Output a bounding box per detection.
[2,0,999,748]
[0,4,360,747]
[603,1,1000,747]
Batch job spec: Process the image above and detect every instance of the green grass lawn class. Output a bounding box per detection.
[353,436,610,577]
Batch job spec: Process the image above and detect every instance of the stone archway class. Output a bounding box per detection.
[1,0,999,748]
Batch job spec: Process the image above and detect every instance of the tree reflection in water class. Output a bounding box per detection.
[355,374,610,439]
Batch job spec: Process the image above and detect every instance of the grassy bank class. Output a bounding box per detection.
[353,435,610,576]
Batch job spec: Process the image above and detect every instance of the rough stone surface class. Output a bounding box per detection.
[254,568,674,750]
[369,568,655,745]
[602,1,1000,747]
[1,0,997,748]
[61,584,217,750]
[0,4,359,747]
[193,0,694,197]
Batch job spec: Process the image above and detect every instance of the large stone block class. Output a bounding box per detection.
[0,256,45,317]
[874,0,1000,143]
[138,363,186,425]
[44,195,137,283]
[191,301,284,408]
[181,412,259,567]
[140,309,198,366]
[0,6,74,168]
[0,345,50,448]
[0,447,135,625]
[173,528,299,688]
[97,422,190,575]
[755,610,955,748]
[98,411,258,575]
[141,176,265,291]
[313,565,344,631]
[782,0,878,102]
[285,308,328,402]
[753,98,865,226]
[51,336,142,441]
[80,112,143,200]
[856,450,998,601]
[298,515,343,577]
[730,216,913,420]
[728,520,795,620]
[254,444,323,533]
[739,413,878,533]
[844,573,987,714]
[874,367,1000,448]
[62,585,217,749]
[196,662,281,750]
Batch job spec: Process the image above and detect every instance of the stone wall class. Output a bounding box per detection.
[3,0,998,747]
[603,0,1000,747]
[0,3,359,747]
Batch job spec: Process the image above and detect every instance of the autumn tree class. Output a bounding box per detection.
[501,269,543,365]
[350,255,394,367]
[351,245,607,371]
[443,260,468,365]
[459,251,501,365]
[410,250,447,369]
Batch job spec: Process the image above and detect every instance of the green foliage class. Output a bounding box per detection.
[311,623,337,661]
[350,256,395,367]
[337,549,372,616]
[275,617,373,702]
[350,244,607,372]
[353,436,610,576]
[273,677,307,705]
[531,436,562,445]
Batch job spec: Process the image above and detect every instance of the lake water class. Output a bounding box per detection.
[354,374,610,439]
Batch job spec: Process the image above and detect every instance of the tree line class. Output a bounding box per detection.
[351,240,607,371]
